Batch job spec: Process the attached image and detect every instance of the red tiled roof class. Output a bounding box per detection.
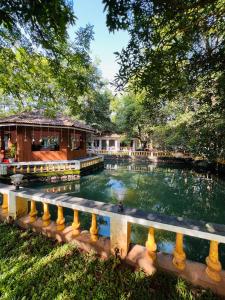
[0,111,95,132]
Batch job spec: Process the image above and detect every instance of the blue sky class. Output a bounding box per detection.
[70,0,129,83]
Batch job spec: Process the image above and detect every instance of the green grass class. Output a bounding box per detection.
[0,223,222,300]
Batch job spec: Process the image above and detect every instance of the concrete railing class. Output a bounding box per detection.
[0,182,224,284]
[90,150,192,159]
[0,156,104,175]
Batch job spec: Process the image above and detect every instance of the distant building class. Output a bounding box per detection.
[88,133,140,152]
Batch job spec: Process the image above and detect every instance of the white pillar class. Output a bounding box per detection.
[110,215,131,258]
[99,139,102,150]
[132,139,136,151]
[106,139,109,150]
[117,140,120,151]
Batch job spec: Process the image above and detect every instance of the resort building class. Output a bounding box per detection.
[0,111,95,162]
[89,133,140,152]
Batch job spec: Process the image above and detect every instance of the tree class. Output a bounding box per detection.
[0,0,75,53]
[0,25,99,117]
[77,89,115,132]
[112,92,162,149]
[103,0,225,160]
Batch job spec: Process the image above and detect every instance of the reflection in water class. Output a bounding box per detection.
[30,162,225,267]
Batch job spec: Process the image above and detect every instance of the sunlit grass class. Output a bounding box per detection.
[0,223,221,300]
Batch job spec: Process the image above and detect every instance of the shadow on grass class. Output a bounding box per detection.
[0,223,222,300]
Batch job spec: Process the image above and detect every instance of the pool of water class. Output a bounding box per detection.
[29,162,225,267]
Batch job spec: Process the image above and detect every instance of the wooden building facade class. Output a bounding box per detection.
[0,111,95,162]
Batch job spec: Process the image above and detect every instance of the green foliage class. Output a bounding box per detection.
[0,0,75,53]
[112,92,160,149]
[103,0,225,160]
[0,223,219,300]
[9,143,16,158]
[0,24,99,116]
[77,89,115,132]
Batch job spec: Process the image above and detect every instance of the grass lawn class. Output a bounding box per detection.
[0,223,222,300]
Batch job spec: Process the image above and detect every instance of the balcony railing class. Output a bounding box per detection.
[0,182,224,291]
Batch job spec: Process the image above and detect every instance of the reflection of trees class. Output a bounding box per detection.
[32,162,225,265]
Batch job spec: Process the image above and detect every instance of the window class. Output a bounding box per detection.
[71,134,84,150]
[109,140,115,147]
[94,140,99,147]
[102,140,106,149]
[32,136,59,151]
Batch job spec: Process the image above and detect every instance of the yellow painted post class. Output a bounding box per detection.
[72,209,80,236]
[90,213,98,242]
[1,194,8,213]
[42,203,51,227]
[205,240,222,282]
[27,165,30,173]
[173,233,186,270]
[29,200,37,223]
[33,166,37,173]
[146,227,157,261]
[56,206,65,231]
[40,165,43,173]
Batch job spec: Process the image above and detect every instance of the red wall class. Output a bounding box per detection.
[2,126,87,162]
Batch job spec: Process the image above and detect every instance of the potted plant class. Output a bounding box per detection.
[8,143,16,163]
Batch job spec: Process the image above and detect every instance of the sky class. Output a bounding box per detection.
[70,0,129,84]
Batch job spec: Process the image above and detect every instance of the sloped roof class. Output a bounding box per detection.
[0,111,95,132]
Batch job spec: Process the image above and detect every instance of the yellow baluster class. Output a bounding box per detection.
[13,166,16,174]
[29,200,37,223]
[42,203,51,227]
[146,227,157,261]
[90,213,98,242]
[173,233,186,270]
[52,165,55,171]
[27,165,30,173]
[205,240,222,282]
[20,166,23,173]
[72,209,80,236]
[40,165,43,172]
[1,194,8,213]
[33,166,37,173]
[56,206,65,231]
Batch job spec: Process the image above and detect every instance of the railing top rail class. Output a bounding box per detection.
[0,156,102,167]
[1,182,225,243]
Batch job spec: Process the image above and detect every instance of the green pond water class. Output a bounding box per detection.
[30,162,225,267]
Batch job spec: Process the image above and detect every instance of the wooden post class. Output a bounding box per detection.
[173,233,186,270]
[205,240,222,282]
[146,227,157,261]
[90,213,98,242]
[72,209,80,236]
[29,200,37,223]
[42,203,51,227]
